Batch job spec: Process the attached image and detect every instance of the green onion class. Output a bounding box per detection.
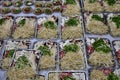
[38,46,52,56]
[93,39,111,53]
[7,49,15,58]
[16,55,30,69]
[0,18,5,25]
[44,21,57,29]
[65,0,76,4]
[92,14,103,22]
[89,0,97,3]
[63,76,76,80]
[63,44,79,53]
[18,19,26,27]
[107,73,119,80]
[105,0,116,6]
[65,18,79,26]
[111,16,120,28]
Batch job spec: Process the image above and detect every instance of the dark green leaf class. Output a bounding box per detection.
[89,0,97,3]
[105,0,116,6]
[92,14,103,22]
[112,16,120,28]
[38,46,52,56]
[16,55,30,69]
[18,19,26,27]
[7,49,15,58]
[66,0,76,4]
[0,18,5,25]
[107,73,119,80]
[44,21,57,29]
[63,76,76,80]
[93,39,111,53]
[64,44,79,53]
[65,18,79,26]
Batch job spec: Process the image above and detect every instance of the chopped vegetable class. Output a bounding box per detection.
[65,18,79,26]
[12,8,21,14]
[93,39,111,53]
[92,14,103,22]
[44,21,57,29]
[0,18,5,25]
[16,55,31,69]
[63,76,76,80]
[44,8,52,14]
[107,73,119,80]
[7,49,15,58]
[14,0,23,7]
[89,0,97,3]
[63,44,79,53]
[111,16,120,28]
[65,0,76,4]
[38,46,52,56]
[18,19,26,27]
[105,0,116,6]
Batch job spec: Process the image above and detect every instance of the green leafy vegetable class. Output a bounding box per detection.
[16,55,30,69]
[64,44,79,53]
[92,14,103,22]
[63,76,76,80]
[18,19,26,26]
[107,73,119,80]
[38,46,52,56]
[0,18,5,25]
[7,49,15,58]
[65,0,76,4]
[44,21,57,29]
[15,0,23,7]
[112,16,120,28]
[65,18,79,26]
[89,0,97,3]
[105,0,116,6]
[93,39,111,53]
[44,8,52,14]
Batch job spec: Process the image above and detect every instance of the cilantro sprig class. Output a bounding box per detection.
[111,16,120,28]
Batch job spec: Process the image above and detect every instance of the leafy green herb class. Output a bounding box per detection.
[65,18,79,26]
[44,21,57,29]
[7,49,15,58]
[0,18,5,25]
[18,19,26,27]
[107,73,119,80]
[92,14,103,22]
[38,46,52,56]
[44,8,52,14]
[112,16,120,28]
[89,0,97,3]
[63,76,76,80]
[65,0,76,4]
[15,0,23,7]
[105,0,116,6]
[16,55,30,69]
[64,44,79,53]
[93,39,111,53]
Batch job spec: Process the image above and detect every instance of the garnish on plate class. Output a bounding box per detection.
[65,0,76,4]
[18,19,26,27]
[0,18,5,25]
[111,16,120,28]
[15,55,31,69]
[89,0,97,3]
[105,0,116,6]
[63,44,79,53]
[44,8,52,14]
[65,18,79,26]
[14,0,23,7]
[38,46,52,56]
[107,73,119,80]
[44,21,57,29]
[93,39,111,53]
[92,14,103,22]
[7,49,15,58]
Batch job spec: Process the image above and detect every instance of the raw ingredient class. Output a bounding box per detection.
[111,16,120,28]
[65,18,79,26]
[44,21,56,29]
